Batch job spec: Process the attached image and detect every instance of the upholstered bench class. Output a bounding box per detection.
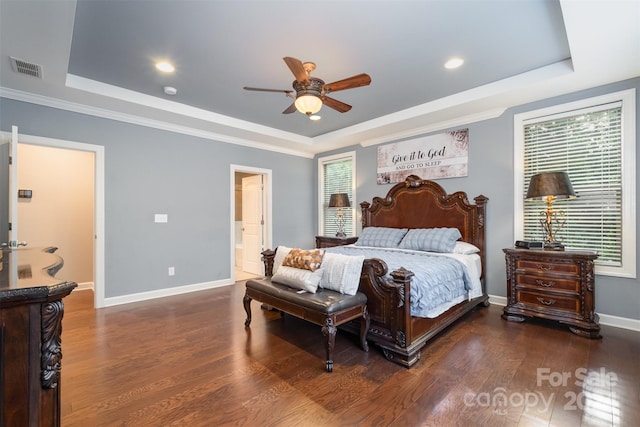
[243,277,370,372]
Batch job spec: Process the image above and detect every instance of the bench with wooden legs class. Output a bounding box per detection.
[243,277,369,372]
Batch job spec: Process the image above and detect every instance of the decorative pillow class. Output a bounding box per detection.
[282,248,325,272]
[319,253,365,295]
[271,266,323,293]
[398,228,462,253]
[273,246,293,275]
[452,241,480,255]
[354,227,408,248]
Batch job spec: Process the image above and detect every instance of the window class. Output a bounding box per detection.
[514,89,636,278]
[318,151,356,237]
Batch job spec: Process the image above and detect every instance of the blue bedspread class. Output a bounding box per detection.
[324,246,472,318]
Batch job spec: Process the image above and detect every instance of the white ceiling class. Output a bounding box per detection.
[1,1,639,157]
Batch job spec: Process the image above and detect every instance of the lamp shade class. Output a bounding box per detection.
[329,193,351,208]
[295,94,323,115]
[526,172,576,200]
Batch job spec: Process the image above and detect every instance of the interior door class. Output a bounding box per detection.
[241,174,263,276]
[2,126,21,249]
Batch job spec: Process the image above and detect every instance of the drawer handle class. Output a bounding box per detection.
[535,280,556,288]
[536,297,556,306]
[536,264,554,271]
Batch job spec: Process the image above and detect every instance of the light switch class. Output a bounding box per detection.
[154,214,168,223]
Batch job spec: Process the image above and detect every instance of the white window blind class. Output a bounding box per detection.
[319,153,355,237]
[523,103,622,266]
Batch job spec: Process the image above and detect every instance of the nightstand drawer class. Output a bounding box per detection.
[515,274,580,292]
[516,290,580,314]
[517,259,579,276]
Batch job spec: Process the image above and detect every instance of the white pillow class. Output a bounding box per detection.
[271,266,323,293]
[273,246,293,275]
[319,253,365,295]
[452,241,480,255]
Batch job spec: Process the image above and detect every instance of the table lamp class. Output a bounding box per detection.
[329,193,351,238]
[525,171,576,250]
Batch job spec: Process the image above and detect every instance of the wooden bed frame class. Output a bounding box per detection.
[345,174,489,367]
[261,175,489,368]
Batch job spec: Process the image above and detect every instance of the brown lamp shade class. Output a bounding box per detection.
[329,193,351,208]
[526,172,576,200]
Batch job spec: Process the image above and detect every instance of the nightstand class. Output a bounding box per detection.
[315,236,358,248]
[502,248,601,338]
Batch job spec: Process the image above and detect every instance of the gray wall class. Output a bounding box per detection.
[315,77,640,321]
[0,99,315,298]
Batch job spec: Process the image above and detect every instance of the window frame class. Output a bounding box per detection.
[318,151,356,237]
[513,89,636,278]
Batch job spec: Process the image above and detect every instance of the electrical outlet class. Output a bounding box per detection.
[168,266,175,276]
[154,214,168,223]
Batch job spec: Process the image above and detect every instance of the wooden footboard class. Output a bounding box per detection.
[356,258,412,351]
[353,257,489,367]
[347,258,487,368]
[261,248,489,368]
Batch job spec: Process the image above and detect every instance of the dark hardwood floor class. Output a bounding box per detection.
[60,284,639,426]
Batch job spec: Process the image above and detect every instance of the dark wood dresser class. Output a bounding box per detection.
[315,235,358,248]
[0,247,77,427]
[502,248,600,338]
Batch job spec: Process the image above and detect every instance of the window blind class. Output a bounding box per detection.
[322,157,354,236]
[523,103,622,266]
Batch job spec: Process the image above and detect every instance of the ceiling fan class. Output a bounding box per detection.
[243,57,371,117]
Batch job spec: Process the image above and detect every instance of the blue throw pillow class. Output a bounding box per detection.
[398,228,462,252]
[355,227,408,248]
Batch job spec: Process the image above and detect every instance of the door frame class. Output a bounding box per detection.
[230,165,272,281]
[6,131,106,308]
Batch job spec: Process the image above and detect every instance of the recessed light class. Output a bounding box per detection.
[444,57,464,69]
[309,115,321,121]
[163,86,177,96]
[155,61,175,73]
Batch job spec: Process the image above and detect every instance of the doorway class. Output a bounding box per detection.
[6,131,105,308]
[230,165,272,282]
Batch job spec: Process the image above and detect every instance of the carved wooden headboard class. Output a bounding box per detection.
[360,175,488,279]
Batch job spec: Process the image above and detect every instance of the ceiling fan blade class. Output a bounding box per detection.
[322,96,352,113]
[323,73,371,93]
[282,102,297,114]
[283,57,309,84]
[244,86,293,95]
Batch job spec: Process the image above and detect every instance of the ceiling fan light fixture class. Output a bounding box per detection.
[309,115,321,121]
[295,94,323,115]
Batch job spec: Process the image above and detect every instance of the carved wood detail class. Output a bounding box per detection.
[41,299,65,389]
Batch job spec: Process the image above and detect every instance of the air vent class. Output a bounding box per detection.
[9,56,43,79]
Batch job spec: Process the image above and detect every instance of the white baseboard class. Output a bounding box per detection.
[488,294,640,332]
[597,313,640,332]
[103,278,234,307]
[488,295,507,307]
[74,282,94,291]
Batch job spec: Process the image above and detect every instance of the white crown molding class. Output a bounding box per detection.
[0,86,315,159]
[65,74,312,144]
[311,59,573,148]
[359,107,507,147]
